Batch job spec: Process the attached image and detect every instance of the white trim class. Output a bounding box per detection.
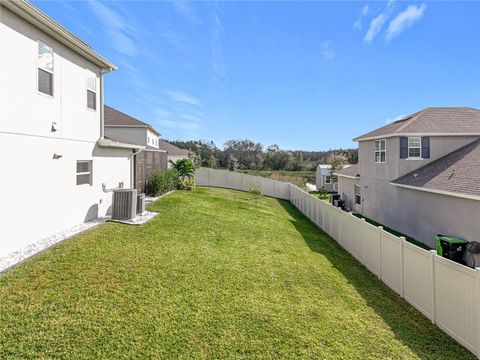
[333,173,360,180]
[391,182,480,202]
[354,133,480,142]
[104,124,161,136]
[97,138,145,150]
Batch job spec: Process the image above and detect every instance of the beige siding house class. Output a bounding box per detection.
[336,107,480,248]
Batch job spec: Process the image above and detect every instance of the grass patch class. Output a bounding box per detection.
[0,188,470,358]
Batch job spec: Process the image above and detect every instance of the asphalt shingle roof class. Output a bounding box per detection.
[104,105,160,135]
[354,107,480,141]
[158,140,189,156]
[392,138,480,197]
[333,164,360,178]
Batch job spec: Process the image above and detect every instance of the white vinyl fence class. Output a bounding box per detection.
[196,169,480,357]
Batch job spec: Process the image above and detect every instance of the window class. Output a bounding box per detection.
[374,139,386,163]
[408,137,421,158]
[76,161,92,185]
[86,70,97,110]
[354,184,361,205]
[325,176,331,184]
[38,41,53,96]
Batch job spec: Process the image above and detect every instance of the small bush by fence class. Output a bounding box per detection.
[196,169,480,358]
[149,168,179,196]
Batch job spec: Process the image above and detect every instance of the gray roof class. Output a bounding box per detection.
[354,107,480,141]
[158,140,189,156]
[104,106,160,136]
[333,164,360,178]
[392,138,480,198]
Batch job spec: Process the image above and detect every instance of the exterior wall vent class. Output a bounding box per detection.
[112,189,137,220]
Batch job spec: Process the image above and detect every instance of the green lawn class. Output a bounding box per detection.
[0,188,473,359]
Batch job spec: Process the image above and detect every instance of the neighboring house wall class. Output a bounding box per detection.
[358,135,480,247]
[146,129,159,149]
[391,187,480,248]
[316,166,335,192]
[0,7,131,258]
[167,154,188,167]
[105,127,146,146]
[337,176,360,211]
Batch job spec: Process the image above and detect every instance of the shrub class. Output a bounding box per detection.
[248,185,262,202]
[179,178,196,191]
[149,168,179,196]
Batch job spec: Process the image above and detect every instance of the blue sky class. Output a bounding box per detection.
[34,1,480,150]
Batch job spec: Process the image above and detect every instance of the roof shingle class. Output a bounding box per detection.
[104,105,160,135]
[158,140,189,156]
[354,107,480,141]
[392,138,480,198]
[333,164,360,178]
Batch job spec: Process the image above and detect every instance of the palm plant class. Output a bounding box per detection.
[169,158,195,181]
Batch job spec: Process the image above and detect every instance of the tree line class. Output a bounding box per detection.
[167,139,358,171]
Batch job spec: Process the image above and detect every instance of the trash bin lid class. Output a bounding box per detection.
[435,235,468,244]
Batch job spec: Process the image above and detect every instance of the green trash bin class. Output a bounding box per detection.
[436,234,468,263]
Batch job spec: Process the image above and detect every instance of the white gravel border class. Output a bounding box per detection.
[0,219,104,273]
[0,190,176,273]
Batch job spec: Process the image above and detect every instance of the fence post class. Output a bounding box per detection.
[476,267,480,358]
[399,236,405,298]
[429,249,437,324]
[378,226,383,280]
[360,218,366,265]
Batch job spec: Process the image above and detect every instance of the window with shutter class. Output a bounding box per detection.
[407,137,422,158]
[76,161,92,185]
[86,70,97,110]
[38,41,53,96]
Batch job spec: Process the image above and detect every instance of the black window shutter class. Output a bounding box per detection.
[422,137,430,158]
[399,137,408,159]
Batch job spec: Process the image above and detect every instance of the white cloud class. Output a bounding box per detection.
[363,13,388,44]
[361,4,370,16]
[165,90,201,105]
[353,4,370,31]
[321,40,336,60]
[170,0,201,25]
[353,18,362,30]
[385,114,406,124]
[87,0,140,56]
[386,3,426,41]
[157,118,201,130]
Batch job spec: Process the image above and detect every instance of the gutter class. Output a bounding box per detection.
[97,138,145,150]
[391,182,480,202]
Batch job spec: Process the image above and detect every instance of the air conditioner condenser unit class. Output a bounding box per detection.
[112,189,137,220]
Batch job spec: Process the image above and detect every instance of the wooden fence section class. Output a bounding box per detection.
[195,169,480,358]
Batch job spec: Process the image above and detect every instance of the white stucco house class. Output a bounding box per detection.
[0,1,142,261]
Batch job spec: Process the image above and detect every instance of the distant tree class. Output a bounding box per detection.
[223,139,263,169]
[227,154,239,171]
[207,154,219,169]
[327,152,349,182]
[291,151,305,171]
[188,150,202,167]
[263,144,293,170]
